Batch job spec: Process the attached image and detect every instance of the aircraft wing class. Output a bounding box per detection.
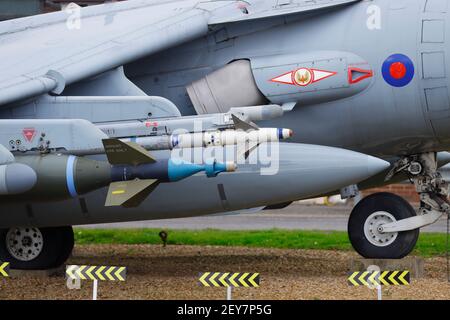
[0,0,217,107]
[208,0,361,25]
[0,0,361,108]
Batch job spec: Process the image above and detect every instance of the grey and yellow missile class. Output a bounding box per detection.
[9,139,236,207]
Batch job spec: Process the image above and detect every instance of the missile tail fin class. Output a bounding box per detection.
[237,142,260,160]
[102,139,156,166]
[105,179,159,208]
[232,114,259,131]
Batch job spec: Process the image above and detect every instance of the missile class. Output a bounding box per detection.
[110,158,236,182]
[3,115,292,157]
[102,139,236,207]
[96,104,287,138]
[9,139,236,207]
[121,127,293,151]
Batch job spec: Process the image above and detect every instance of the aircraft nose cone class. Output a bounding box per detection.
[367,155,391,177]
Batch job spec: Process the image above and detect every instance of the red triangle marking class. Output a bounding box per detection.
[348,67,373,84]
[22,128,36,142]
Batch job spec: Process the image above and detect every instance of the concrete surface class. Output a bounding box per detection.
[78,203,450,233]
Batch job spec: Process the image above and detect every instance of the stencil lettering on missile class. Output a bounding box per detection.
[270,68,337,87]
[367,4,381,30]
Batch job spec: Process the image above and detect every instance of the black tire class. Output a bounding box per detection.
[348,192,419,259]
[0,226,74,270]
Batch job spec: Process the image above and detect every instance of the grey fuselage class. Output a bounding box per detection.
[1,0,448,228]
[125,0,450,158]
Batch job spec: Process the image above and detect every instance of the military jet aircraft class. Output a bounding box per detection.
[0,0,449,270]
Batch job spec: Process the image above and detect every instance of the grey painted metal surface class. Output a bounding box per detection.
[0,119,107,152]
[250,51,371,106]
[207,0,360,24]
[0,95,181,122]
[0,143,388,227]
[0,163,37,195]
[187,60,268,114]
[79,203,449,233]
[0,0,212,106]
[128,0,450,157]
[0,0,449,230]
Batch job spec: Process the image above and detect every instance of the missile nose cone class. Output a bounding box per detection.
[279,128,294,140]
[367,155,391,176]
[287,129,294,138]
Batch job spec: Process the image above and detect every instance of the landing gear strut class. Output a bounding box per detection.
[0,226,74,270]
[349,152,449,259]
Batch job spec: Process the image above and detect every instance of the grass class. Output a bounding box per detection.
[73,228,450,257]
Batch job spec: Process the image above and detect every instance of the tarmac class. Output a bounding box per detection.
[79,202,449,233]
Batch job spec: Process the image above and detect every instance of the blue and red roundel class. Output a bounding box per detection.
[382,54,415,87]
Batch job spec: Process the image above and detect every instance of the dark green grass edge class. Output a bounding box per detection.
[74,228,449,257]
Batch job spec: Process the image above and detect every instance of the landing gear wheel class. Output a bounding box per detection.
[0,226,74,270]
[348,192,419,259]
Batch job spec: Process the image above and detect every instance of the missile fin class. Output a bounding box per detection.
[105,179,159,207]
[232,114,259,131]
[237,142,260,160]
[102,139,156,166]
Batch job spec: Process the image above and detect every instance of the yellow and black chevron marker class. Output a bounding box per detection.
[348,270,410,287]
[198,272,260,287]
[0,262,9,277]
[66,265,126,281]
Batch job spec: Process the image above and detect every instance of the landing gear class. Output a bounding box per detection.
[349,152,450,259]
[0,226,74,270]
[348,192,420,258]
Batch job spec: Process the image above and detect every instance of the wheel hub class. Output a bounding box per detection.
[6,228,44,261]
[363,211,398,247]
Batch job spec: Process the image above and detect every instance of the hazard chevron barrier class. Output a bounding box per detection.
[66,265,126,281]
[0,262,9,277]
[348,270,410,287]
[199,272,260,287]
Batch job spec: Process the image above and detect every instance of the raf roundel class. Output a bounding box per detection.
[382,54,415,87]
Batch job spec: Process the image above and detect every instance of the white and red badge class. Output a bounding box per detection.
[22,128,36,142]
[270,68,337,87]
